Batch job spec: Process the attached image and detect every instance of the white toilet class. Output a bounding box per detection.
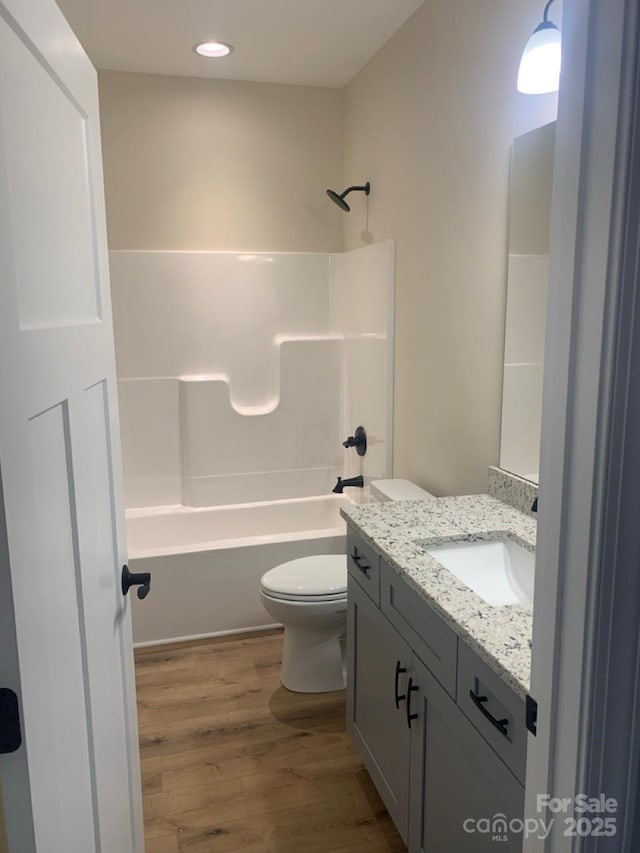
[259,479,435,693]
[260,555,348,693]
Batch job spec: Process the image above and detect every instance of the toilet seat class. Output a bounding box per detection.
[261,589,347,603]
[260,555,347,602]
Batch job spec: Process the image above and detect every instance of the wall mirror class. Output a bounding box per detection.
[499,121,556,484]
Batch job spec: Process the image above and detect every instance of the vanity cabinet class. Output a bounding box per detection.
[346,529,526,852]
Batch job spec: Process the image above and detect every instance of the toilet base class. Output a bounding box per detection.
[281,624,346,693]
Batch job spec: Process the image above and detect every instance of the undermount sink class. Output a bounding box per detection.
[425,538,535,607]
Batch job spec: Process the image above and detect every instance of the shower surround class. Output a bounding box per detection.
[110,242,394,644]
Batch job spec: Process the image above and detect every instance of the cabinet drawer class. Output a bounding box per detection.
[379,559,458,698]
[456,640,527,784]
[347,530,380,605]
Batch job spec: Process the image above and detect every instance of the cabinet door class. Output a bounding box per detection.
[409,656,525,853]
[347,576,412,842]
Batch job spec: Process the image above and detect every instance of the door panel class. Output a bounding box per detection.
[0,14,100,328]
[71,382,137,852]
[25,403,97,850]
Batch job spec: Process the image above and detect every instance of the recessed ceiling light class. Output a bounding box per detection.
[194,42,234,59]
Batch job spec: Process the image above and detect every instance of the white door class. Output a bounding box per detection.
[0,0,144,851]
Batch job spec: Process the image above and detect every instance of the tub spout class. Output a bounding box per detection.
[333,476,364,494]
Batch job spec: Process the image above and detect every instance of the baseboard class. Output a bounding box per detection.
[133,623,282,650]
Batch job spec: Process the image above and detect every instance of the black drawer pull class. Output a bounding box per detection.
[406,677,419,728]
[469,690,509,738]
[394,661,407,709]
[351,549,371,578]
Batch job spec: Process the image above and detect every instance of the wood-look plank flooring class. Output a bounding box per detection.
[135,630,406,853]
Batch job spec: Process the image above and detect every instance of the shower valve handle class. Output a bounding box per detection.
[342,426,367,457]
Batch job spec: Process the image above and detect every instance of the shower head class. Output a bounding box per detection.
[327,189,351,212]
[326,182,370,212]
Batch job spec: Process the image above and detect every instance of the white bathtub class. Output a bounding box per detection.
[127,495,349,646]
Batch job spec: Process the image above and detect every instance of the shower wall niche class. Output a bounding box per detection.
[111,242,394,509]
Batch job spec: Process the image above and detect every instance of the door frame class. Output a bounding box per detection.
[525,0,640,849]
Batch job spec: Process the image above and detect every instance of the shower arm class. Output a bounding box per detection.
[339,183,371,201]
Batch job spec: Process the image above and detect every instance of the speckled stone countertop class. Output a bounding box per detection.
[341,495,535,699]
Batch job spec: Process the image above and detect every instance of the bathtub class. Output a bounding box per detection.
[127,495,350,646]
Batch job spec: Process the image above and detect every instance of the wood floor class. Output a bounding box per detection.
[135,630,406,853]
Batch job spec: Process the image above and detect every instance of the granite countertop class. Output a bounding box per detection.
[341,494,535,699]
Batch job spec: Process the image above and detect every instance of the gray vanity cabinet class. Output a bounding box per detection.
[346,527,526,851]
[347,575,413,842]
[408,654,525,852]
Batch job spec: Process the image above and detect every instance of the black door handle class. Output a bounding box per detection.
[0,688,21,754]
[122,564,151,600]
[469,690,510,738]
[394,661,407,709]
[406,677,419,728]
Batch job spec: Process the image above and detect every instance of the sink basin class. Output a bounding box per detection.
[425,539,534,607]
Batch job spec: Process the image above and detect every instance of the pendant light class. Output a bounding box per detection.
[517,0,562,95]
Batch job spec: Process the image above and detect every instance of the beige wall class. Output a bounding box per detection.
[99,71,344,252]
[343,0,558,495]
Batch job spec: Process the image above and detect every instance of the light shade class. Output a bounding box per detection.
[194,42,234,58]
[518,22,561,94]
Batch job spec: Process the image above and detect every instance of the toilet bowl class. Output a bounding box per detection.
[259,555,348,693]
[259,479,435,693]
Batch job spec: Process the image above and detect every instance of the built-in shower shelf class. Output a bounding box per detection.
[177,334,346,415]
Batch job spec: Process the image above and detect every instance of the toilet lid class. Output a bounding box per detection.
[260,555,347,599]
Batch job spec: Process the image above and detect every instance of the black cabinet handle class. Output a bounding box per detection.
[406,677,419,728]
[350,549,371,578]
[469,690,509,738]
[394,661,407,709]
[122,564,151,600]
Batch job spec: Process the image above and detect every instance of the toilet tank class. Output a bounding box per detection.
[369,479,436,502]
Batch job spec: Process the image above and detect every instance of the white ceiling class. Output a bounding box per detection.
[56,0,425,88]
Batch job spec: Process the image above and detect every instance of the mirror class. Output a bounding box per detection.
[499,121,556,484]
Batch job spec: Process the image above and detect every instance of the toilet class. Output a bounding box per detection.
[259,479,435,693]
